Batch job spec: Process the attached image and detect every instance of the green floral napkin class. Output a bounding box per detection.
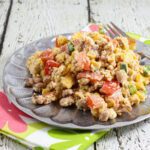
[0,92,108,150]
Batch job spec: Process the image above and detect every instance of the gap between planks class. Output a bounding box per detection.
[0,0,13,55]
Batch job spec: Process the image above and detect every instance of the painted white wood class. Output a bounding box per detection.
[0,0,24,150]
[90,0,150,150]
[0,0,89,149]
[0,135,29,150]
[0,0,10,43]
[90,0,150,37]
[95,130,120,150]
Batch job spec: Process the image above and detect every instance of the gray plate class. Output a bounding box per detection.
[3,34,150,130]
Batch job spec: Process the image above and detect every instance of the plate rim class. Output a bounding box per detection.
[3,34,150,130]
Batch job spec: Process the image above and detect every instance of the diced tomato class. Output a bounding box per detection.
[117,56,123,62]
[83,59,91,71]
[44,65,52,75]
[44,60,60,75]
[77,72,88,79]
[86,94,103,109]
[46,60,60,68]
[100,81,120,95]
[77,72,103,82]
[75,51,91,71]
[40,49,54,64]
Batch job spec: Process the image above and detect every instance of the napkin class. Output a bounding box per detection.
[0,92,108,150]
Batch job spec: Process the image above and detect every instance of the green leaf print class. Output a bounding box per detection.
[48,128,107,150]
[126,32,141,40]
[33,146,44,150]
[144,40,150,45]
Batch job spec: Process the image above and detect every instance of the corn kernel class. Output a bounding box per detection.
[89,32,100,41]
[129,94,140,105]
[107,54,115,63]
[91,60,101,70]
[63,64,72,75]
[135,82,145,90]
[72,32,84,40]
[42,88,49,95]
[144,77,150,85]
[135,74,143,82]
[61,74,74,88]
[136,91,146,102]
[91,109,99,117]
[87,50,98,59]
[56,36,68,47]
[55,52,65,63]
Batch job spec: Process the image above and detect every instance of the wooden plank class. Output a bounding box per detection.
[90,0,150,149]
[90,0,150,37]
[116,121,150,150]
[95,130,120,150]
[0,0,18,149]
[0,0,90,150]
[0,0,10,44]
[0,134,29,150]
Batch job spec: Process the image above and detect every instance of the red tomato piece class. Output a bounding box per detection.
[75,51,91,71]
[86,94,103,109]
[44,65,52,75]
[83,59,91,71]
[40,49,54,64]
[77,72,88,79]
[77,72,103,82]
[100,81,120,95]
[46,60,60,68]
[44,60,60,75]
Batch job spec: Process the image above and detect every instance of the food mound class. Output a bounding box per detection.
[25,28,150,121]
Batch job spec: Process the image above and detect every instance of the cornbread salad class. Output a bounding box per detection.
[25,26,150,122]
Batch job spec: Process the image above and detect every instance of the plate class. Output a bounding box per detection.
[3,34,150,130]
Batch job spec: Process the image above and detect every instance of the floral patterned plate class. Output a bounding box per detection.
[3,34,150,130]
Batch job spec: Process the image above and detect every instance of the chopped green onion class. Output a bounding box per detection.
[143,65,150,77]
[99,28,105,34]
[128,85,137,95]
[120,63,128,72]
[143,89,147,94]
[68,43,74,53]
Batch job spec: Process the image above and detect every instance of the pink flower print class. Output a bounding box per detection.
[0,92,30,133]
[89,24,99,32]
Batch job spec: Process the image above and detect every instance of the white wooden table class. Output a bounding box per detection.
[0,0,150,149]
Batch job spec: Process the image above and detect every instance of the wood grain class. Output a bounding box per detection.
[0,135,29,150]
[0,0,10,44]
[0,0,19,149]
[0,0,89,149]
[90,0,150,37]
[90,0,150,150]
